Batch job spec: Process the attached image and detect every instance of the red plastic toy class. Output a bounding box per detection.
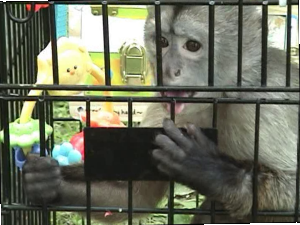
[70,110,125,160]
[26,4,49,12]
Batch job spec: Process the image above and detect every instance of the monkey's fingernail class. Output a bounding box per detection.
[186,123,196,131]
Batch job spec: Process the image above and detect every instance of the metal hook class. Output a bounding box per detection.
[6,2,35,24]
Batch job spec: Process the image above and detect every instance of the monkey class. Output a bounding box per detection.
[22,2,299,224]
[145,3,300,224]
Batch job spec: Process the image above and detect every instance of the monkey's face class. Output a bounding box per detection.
[144,5,261,114]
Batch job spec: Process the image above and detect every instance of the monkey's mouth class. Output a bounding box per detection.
[160,92,195,114]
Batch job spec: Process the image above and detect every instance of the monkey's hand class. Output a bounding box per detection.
[152,118,241,198]
[23,154,62,205]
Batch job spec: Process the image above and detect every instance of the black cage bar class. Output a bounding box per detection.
[0,1,299,225]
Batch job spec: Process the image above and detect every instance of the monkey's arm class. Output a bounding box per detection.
[23,103,169,223]
[23,155,167,223]
[152,118,296,219]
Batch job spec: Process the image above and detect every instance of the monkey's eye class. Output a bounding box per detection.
[67,68,71,72]
[161,37,169,48]
[74,65,77,69]
[184,40,202,52]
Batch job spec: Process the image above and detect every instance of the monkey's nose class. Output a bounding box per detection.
[174,69,181,77]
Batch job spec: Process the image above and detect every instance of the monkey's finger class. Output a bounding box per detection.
[154,134,186,160]
[25,177,61,194]
[157,162,190,182]
[157,164,177,178]
[162,118,193,150]
[152,149,176,166]
[185,123,217,152]
[24,167,61,183]
[23,155,59,172]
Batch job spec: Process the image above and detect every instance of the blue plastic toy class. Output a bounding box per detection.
[52,142,82,166]
[14,144,48,170]
[14,142,82,169]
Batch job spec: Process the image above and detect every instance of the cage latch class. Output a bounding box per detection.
[119,40,147,86]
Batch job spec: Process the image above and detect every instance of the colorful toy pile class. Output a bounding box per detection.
[0,37,123,170]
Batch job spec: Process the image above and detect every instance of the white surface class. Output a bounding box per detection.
[80,6,146,52]
[279,0,287,7]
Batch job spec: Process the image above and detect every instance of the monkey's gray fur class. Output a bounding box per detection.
[22,2,299,224]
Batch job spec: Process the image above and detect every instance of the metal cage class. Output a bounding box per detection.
[0,1,299,225]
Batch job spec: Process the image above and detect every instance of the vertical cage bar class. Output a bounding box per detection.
[15,4,20,122]
[38,98,49,225]
[285,0,292,87]
[6,4,12,85]
[252,102,260,222]
[0,2,8,84]
[11,4,17,124]
[49,101,55,156]
[128,99,133,225]
[28,14,33,87]
[37,10,41,53]
[10,6,17,223]
[128,100,133,128]
[42,9,46,47]
[8,97,14,222]
[237,0,243,86]
[45,101,50,153]
[80,120,83,132]
[22,10,29,88]
[167,100,175,224]
[39,98,46,157]
[39,211,42,225]
[0,100,2,213]
[12,150,16,225]
[294,101,300,221]
[208,1,215,86]
[102,1,111,86]
[261,2,268,86]
[49,3,59,84]
[2,99,12,225]
[195,194,199,208]
[20,6,27,223]
[32,12,37,79]
[155,2,163,86]
[53,211,57,225]
[210,99,218,223]
[17,170,22,225]
[86,100,92,225]
[212,100,218,129]
[22,189,26,225]
[34,9,39,55]
[16,5,22,113]
[43,7,50,47]
[29,211,33,225]
[20,5,26,103]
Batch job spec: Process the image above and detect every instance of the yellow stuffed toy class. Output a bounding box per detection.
[20,37,113,124]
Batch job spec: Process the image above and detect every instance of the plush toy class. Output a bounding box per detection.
[20,37,112,125]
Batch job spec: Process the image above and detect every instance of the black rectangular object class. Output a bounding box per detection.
[84,127,218,181]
